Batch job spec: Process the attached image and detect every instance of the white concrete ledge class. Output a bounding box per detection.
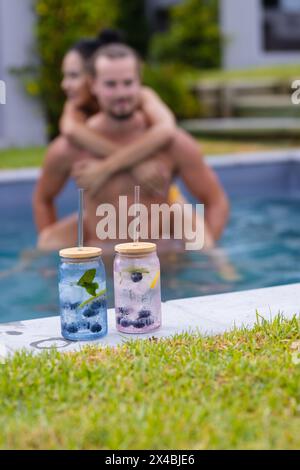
[206,149,300,166]
[0,282,299,359]
[0,168,40,183]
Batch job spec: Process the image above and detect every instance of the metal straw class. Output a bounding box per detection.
[78,188,84,249]
[134,185,140,244]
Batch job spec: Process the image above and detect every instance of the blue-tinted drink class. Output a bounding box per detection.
[59,247,107,341]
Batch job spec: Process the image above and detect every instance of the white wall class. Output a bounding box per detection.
[0,0,46,147]
[0,1,5,144]
[220,0,300,69]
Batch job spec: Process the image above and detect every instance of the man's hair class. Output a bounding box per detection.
[89,43,142,77]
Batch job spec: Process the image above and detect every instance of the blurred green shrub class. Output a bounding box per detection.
[142,64,200,119]
[115,0,150,58]
[150,0,221,69]
[34,0,119,138]
[27,0,205,138]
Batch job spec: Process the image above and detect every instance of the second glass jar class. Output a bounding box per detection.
[113,242,161,333]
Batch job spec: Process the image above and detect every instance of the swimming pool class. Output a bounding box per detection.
[1,151,300,323]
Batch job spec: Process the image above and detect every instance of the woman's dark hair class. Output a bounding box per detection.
[70,29,125,61]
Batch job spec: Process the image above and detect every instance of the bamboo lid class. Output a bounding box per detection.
[114,242,156,255]
[59,246,102,259]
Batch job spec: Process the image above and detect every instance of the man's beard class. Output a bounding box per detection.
[108,109,136,121]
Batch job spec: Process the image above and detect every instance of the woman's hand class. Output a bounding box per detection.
[72,160,113,197]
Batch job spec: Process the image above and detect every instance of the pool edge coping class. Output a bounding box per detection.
[2,149,300,183]
[1,282,299,358]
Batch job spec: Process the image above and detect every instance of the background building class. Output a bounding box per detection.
[1,0,300,148]
[145,0,181,31]
[221,0,300,69]
[0,0,46,148]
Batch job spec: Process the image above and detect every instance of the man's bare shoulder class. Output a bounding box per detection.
[169,128,203,158]
[43,136,73,174]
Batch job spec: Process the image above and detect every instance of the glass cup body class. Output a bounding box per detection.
[114,251,161,333]
[59,255,107,341]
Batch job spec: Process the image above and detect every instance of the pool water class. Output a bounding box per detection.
[1,195,300,323]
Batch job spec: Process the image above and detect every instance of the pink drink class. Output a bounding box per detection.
[114,242,161,333]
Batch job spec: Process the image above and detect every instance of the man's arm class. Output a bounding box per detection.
[170,129,229,241]
[33,137,72,232]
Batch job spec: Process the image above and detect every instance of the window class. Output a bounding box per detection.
[262,0,300,51]
[154,8,170,32]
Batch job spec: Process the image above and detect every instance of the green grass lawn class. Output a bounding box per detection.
[0,146,45,169]
[0,314,299,450]
[1,139,300,170]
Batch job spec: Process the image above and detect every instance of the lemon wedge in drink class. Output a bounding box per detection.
[150,270,160,289]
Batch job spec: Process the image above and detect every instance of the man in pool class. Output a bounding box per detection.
[34,43,229,252]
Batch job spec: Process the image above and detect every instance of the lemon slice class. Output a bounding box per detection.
[150,270,160,289]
